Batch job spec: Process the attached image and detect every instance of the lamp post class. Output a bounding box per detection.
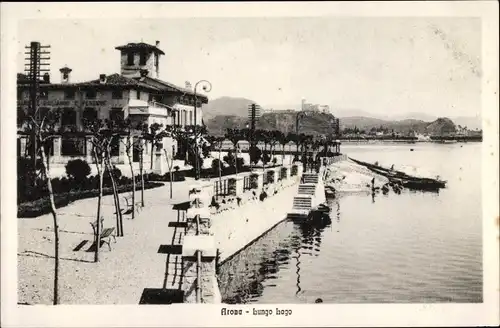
[193,80,212,180]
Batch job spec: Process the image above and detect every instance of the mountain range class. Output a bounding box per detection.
[202,97,482,135]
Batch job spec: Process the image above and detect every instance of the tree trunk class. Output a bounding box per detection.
[150,142,154,170]
[218,145,222,199]
[282,144,285,166]
[105,158,123,237]
[140,145,145,207]
[164,147,174,199]
[94,153,104,263]
[234,145,238,177]
[126,139,136,220]
[39,142,60,305]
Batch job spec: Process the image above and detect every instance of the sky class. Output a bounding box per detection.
[17,17,482,118]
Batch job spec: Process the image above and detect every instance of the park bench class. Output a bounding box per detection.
[123,194,142,215]
[90,217,116,251]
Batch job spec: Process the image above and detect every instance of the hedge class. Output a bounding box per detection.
[18,181,164,218]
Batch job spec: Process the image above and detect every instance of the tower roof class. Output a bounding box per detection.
[59,66,72,73]
[115,42,165,55]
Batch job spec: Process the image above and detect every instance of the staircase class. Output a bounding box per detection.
[298,184,316,196]
[288,168,326,220]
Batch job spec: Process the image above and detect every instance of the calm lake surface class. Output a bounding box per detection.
[218,142,482,303]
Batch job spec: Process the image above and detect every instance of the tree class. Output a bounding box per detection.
[249,144,262,166]
[160,125,179,199]
[23,105,61,304]
[286,132,300,164]
[65,159,91,188]
[84,117,124,258]
[119,119,140,219]
[277,131,288,165]
[207,135,225,189]
[225,128,243,176]
[146,123,162,170]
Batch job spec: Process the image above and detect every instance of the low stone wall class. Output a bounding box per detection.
[179,163,303,303]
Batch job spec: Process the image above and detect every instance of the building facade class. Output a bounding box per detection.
[17,41,209,173]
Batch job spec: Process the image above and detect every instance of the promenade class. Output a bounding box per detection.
[17,167,301,304]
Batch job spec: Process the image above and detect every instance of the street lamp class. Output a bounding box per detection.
[193,80,212,180]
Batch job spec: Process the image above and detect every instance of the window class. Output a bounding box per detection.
[61,108,76,127]
[64,89,75,100]
[82,107,98,122]
[110,136,120,157]
[61,137,86,156]
[154,53,159,67]
[139,51,147,65]
[112,90,122,99]
[127,52,134,65]
[189,111,193,125]
[86,89,97,99]
[132,137,140,162]
[17,89,22,100]
[109,108,124,123]
[136,90,141,100]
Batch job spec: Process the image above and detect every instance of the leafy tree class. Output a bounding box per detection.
[249,145,262,165]
[65,159,91,187]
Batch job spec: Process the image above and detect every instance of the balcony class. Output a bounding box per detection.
[128,99,172,117]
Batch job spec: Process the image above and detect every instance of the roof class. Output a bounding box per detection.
[77,74,160,91]
[143,76,208,102]
[115,42,165,55]
[17,73,160,92]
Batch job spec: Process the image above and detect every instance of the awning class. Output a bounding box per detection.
[173,104,199,111]
[128,99,149,107]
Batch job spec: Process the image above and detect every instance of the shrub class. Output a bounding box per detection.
[223,151,235,168]
[103,165,122,186]
[249,145,262,165]
[262,152,271,165]
[236,157,245,171]
[65,159,91,186]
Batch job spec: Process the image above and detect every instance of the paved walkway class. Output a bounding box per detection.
[18,170,300,304]
[18,180,193,304]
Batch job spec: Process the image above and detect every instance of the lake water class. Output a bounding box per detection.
[218,142,482,303]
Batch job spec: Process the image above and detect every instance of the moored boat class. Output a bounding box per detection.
[349,157,447,191]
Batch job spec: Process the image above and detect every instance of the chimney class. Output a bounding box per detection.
[59,66,72,84]
[155,40,160,47]
[99,74,106,83]
[42,73,50,83]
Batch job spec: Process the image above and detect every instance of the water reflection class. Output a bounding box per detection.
[219,219,330,304]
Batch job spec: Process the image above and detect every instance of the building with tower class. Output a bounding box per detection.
[17,40,209,175]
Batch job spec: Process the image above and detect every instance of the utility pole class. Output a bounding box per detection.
[24,41,51,171]
[247,103,260,169]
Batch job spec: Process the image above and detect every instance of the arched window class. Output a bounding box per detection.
[127,52,134,66]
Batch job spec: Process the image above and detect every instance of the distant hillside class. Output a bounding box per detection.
[425,117,456,135]
[203,97,468,136]
[206,112,459,136]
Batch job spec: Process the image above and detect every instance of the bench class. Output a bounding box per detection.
[90,218,116,251]
[124,194,142,215]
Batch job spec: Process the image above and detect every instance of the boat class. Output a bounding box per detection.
[325,185,336,198]
[348,157,447,190]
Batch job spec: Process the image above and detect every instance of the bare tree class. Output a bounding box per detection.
[24,107,61,304]
[84,118,116,262]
